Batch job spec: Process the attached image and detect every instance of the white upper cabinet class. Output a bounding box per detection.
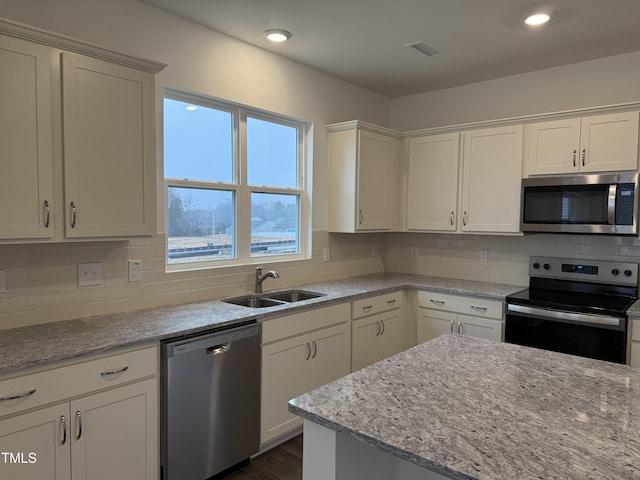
[406,133,459,231]
[461,125,523,233]
[328,122,399,232]
[62,53,156,238]
[0,35,55,240]
[0,20,165,243]
[526,111,639,176]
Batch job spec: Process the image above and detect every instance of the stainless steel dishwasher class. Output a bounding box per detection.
[161,320,261,480]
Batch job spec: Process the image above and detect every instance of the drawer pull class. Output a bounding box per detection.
[450,320,454,333]
[305,342,311,360]
[60,415,67,446]
[100,366,129,377]
[380,320,385,335]
[362,305,373,312]
[470,305,488,312]
[311,340,317,359]
[0,388,36,401]
[386,299,396,306]
[76,411,83,440]
[430,299,445,306]
[457,321,462,334]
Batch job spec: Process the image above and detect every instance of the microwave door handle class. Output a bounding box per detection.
[608,184,617,225]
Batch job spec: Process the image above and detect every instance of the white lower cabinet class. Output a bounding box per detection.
[261,304,351,445]
[351,291,404,371]
[0,346,158,480]
[416,291,503,344]
[629,318,640,367]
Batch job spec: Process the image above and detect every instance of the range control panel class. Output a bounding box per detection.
[530,256,638,287]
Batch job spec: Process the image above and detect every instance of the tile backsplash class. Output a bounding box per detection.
[0,231,385,330]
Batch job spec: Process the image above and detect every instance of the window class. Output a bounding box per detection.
[164,88,309,268]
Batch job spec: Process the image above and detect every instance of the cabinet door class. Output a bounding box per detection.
[378,312,404,361]
[309,324,351,390]
[417,310,456,344]
[351,316,380,371]
[458,314,503,342]
[407,133,459,231]
[261,335,310,444]
[526,118,580,175]
[70,379,157,480]
[0,35,54,239]
[580,111,639,173]
[356,130,393,230]
[0,403,70,480]
[62,53,155,238]
[461,125,523,233]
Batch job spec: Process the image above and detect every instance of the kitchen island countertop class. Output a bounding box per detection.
[289,334,640,480]
[0,273,523,375]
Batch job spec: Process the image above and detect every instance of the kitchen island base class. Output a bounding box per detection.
[303,420,448,480]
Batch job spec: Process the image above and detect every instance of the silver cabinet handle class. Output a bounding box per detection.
[0,388,36,401]
[572,149,577,167]
[375,321,381,336]
[100,365,129,376]
[362,305,373,313]
[70,202,77,228]
[60,415,67,446]
[380,320,385,335]
[470,305,488,312]
[311,340,317,359]
[386,299,396,306]
[430,299,445,306]
[305,342,311,360]
[582,148,586,166]
[75,411,82,440]
[462,211,468,226]
[457,321,462,334]
[450,320,455,333]
[44,200,51,228]
[358,210,364,225]
[450,211,455,226]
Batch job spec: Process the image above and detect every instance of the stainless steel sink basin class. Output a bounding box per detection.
[265,290,325,302]
[222,295,285,308]
[221,290,325,308]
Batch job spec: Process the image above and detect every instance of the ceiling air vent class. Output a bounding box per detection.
[405,41,444,58]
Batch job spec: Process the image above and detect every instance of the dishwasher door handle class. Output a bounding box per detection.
[206,343,232,355]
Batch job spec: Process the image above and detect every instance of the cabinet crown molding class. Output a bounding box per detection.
[0,17,166,73]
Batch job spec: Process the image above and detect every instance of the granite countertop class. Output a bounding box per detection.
[289,334,640,480]
[0,272,523,376]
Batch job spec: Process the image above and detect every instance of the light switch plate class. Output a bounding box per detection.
[0,270,6,293]
[480,249,489,262]
[78,263,103,286]
[128,260,143,282]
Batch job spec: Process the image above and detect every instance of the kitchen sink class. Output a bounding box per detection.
[265,290,325,302]
[222,295,285,308]
[222,290,325,308]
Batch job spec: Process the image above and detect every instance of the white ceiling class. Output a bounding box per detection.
[143,0,640,98]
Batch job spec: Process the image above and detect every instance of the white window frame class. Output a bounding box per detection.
[164,87,311,271]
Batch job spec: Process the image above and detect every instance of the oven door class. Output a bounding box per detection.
[505,304,627,364]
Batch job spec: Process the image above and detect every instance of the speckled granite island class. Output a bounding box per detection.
[289,334,640,480]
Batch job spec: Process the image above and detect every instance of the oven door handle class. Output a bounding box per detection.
[507,304,622,327]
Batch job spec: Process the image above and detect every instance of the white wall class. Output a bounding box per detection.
[390,51,640,131]
[0,0,390,329]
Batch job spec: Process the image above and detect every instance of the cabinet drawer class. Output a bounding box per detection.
[0,345,157,418]
[262,303,350,344]
[417,291,503,319]
[351,291,402,319]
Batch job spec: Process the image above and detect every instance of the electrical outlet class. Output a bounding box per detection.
[128,260,143,282]
[480,249,489,262]
[410,247,418,257]
[78,263,103,286]
[323,248,330,262]
[0,270,6,294]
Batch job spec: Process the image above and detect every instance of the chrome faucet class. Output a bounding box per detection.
[255,266,279,293]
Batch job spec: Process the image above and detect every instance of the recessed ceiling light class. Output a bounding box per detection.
[263,29,292,43]
[524,11,552,26]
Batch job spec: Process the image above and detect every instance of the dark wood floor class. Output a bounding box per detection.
[224,435,303,480]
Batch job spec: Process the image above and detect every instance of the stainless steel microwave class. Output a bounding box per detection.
[521,173,638,235]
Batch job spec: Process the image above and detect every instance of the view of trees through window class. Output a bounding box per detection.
[164,93,304,265]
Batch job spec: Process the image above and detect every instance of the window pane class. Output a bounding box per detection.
[251,193,299,257]
[247,117,297,188]
[167,187,235,263]
[164,99,233,183]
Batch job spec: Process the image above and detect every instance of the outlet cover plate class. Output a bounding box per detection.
[128,260,143,282]
[78,263,103,286]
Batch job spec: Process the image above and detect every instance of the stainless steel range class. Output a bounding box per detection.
[505,256,638,364]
